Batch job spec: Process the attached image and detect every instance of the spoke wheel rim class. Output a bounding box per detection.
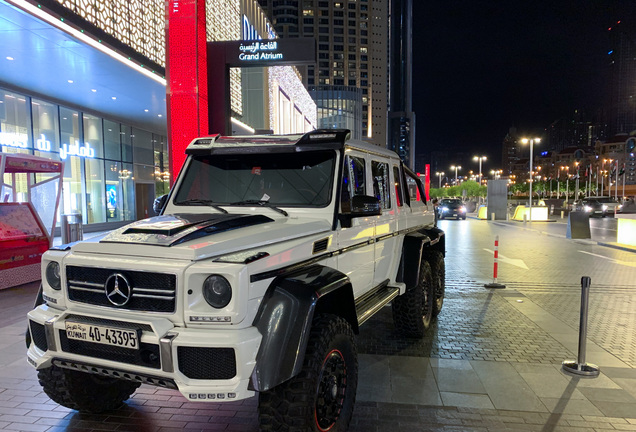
[315,349,347,431]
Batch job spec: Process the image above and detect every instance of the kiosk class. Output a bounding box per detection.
[0,153,63,289]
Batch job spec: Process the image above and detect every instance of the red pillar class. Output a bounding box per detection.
[165,0,208,184]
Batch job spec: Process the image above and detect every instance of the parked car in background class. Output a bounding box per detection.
[438,198,467,220]
[571,197,622,217]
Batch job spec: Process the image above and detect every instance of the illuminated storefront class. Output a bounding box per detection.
[0,87,169,230]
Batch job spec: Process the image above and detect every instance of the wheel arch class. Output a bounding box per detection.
[397,227,445,288]
[249,264,356,392]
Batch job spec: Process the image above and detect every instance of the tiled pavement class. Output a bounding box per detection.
[1,218,636,431]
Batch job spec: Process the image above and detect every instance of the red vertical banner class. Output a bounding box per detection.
[424,164,431,202]
[165,0,208,184]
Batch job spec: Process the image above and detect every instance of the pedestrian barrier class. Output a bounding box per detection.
[562,276,600,377]
[484,235,505,289]
[566,211,591,239]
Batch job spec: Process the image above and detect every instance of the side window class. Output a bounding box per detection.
[393,166,403,207]
[341,155,366,212]
[372,161,391,209]
[405,170,426,204]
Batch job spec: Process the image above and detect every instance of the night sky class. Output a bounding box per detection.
[412,0,636,167]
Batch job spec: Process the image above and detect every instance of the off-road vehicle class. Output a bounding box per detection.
[27,129,445,431]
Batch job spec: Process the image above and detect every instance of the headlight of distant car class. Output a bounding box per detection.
[203,275,232,308]
[617,205,623,211]
[602,205,608,211]
[459,206,466,212]
[45,261,61,290]
[440,206,449,212]
[583,206,593,212]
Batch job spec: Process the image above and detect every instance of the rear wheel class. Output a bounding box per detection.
[38,365,140,413]
[423,251,445,317]
[392,259,434,337]
[259,314,357,431]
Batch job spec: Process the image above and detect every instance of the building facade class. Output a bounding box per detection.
[257,0,388,146]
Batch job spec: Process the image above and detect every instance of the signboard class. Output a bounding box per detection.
[209,38,316,68]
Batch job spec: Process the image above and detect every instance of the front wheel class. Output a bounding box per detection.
[259,314,358,431]
[423,251,445,317]
[38,365,140,413]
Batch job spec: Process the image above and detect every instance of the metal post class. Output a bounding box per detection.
[529,141,533,221]
[562,276,599,377]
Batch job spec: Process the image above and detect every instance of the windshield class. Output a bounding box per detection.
[440,199,462,205]
[174,150,336,207]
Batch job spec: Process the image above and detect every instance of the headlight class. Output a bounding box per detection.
[45,261,61,290]
[459,206,466,212]
[583,206,593,212]
[203,275,232,308]
[602,205,608,211]
[441,206,449,212]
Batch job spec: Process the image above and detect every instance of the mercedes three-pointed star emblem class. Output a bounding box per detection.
[104,273,132,306]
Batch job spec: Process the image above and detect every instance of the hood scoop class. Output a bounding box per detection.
[101,213,274,247]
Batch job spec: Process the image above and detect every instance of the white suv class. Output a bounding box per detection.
[27,130,445,431]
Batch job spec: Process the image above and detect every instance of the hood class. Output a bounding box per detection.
[99,213,274,247]
[68,213,332,261]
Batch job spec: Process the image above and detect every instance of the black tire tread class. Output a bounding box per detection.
[259,314,357,432]
[392,260,433,338]
[422,250,445,317]
[38,366,140,413]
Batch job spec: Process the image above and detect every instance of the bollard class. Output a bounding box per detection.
[484,235,506,289]
[562,276,600,377]
[491,212,495,221]
[561,210,564,219]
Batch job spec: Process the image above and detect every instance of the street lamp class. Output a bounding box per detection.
[521,138,541,221]
[450,165,461,185]
[473,156,487,184]
[435,171,445,188]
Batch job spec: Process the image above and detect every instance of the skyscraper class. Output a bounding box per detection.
[607,20,636,136]
[257,0,388,146]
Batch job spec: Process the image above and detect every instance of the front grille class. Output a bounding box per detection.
[29,321,47,351]
[66,266,176,313]
[59,330,161,369]
[177,347,236,380]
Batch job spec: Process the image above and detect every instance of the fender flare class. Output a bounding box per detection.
[248,264,356,392]
[398,227,445,289]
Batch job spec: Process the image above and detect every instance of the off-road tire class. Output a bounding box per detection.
[392,259,434,338]
[258,314,358,432]
[38,365,140,413]
[423,250,445,317]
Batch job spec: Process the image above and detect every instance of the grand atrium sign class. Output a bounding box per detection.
[209,38,316,68]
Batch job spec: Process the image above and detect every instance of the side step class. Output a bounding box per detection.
[355,281,400,326]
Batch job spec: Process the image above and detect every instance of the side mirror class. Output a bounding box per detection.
[339,195,381,228]
[351,195,382,217]
[153,194,168,215]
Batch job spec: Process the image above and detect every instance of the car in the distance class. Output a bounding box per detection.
[438,198,467,220]
[571,197,622,217]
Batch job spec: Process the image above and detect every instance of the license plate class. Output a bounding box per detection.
[65,321,139,349]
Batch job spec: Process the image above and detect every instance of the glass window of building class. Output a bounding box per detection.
[32,99,60,156]
[0,89,31,155]
[83,114,104,159]
[60,107,84,219]
[121,124,133,163]
[104,119,121,160]
[132,127,153,165]
[85,158,106,224]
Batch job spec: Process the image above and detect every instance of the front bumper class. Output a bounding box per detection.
[27,305,262,402]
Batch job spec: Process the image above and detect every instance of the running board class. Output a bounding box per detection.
[355,281,400,326]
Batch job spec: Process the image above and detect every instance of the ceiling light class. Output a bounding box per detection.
[67,80,73,83]
[111,96,116,100]
[91,89,97,92]
[144,109,149,112]
[157,114,163,117]
[6,56,14,61]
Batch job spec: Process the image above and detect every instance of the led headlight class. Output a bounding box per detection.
[203,275,232,308]
[460,206,466,212]
[584,205,593,212]
[602,205,608,211]
[45,261,61,290]
[441,206,449,212]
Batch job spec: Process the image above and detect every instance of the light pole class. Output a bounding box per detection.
[435,171,444,188]
[450,165,461,185]
[521,138,540,221]
[473,156,487,184]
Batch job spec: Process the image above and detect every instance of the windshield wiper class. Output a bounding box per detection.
[174,199,228,214]
[230,200,289,217]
